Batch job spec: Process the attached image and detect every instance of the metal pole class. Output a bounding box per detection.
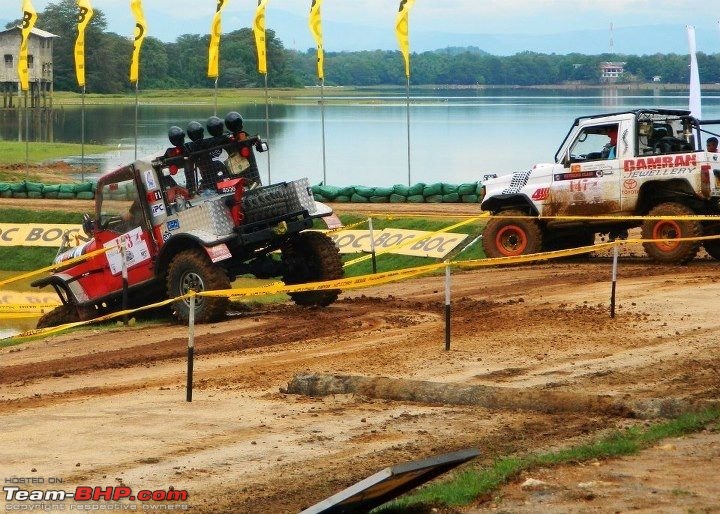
[134,82,139,160]
[444,261,451,351]
[24,91,30,180]
[368,217,377,274]
[263,72,271,184]
[213,77,218,116]
[610,243,618,318]
[405,75,411,186]
[80,85,86,181]
[121,236,129,326]
[320,78,327,185]
[186,294,195,402]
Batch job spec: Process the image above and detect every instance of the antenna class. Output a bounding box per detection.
[609,22,614,53]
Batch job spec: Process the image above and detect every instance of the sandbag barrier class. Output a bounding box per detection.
[0,180,97,200]
[311,182,483,204]
[5,212,720,342]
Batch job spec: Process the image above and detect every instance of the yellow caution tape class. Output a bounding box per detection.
[0,246,110,289]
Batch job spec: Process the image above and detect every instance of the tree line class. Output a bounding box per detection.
[11,0,720,93]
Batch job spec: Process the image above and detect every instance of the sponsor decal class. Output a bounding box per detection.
[205,243,232,263]
[167,219,180,231]
[531,187,550,201]
[144,169,157,190]
[623,154,696,172]
[554,170,598,181]
[328,229,468,258]
[103,228,151,275]
[151,203,166,217]
[0,223,83,247]
[147,189,163,202]
[624,167,694,179]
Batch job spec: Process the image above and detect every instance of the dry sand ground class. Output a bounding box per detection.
[1,200,720,513]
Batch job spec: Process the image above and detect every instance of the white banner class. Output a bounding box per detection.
[328,228,468,258]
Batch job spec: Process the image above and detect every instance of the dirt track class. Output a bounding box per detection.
[2,202,720,512]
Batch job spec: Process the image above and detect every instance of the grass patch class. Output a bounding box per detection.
[376,408,720,512]
[0,141,113,166]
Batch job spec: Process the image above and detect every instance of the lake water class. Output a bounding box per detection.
[3,87,719,187]
[2,87,720,339]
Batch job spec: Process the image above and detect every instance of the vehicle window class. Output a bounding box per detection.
[569,124,618,163]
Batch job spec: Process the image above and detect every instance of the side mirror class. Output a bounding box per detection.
[255,140,269,153]
[82,213,94,237]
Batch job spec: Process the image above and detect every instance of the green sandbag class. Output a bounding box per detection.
[75,182,93,193]
[334,195,351,203]
[373,187,394,197]
[76,191,95,200]
[27,191,43,199]
[462,194,479,203]
[44,192,59,199]
[423,183,443,196]
[338,186,355,196]
[369,195,389,203]
[442,183,459,194]
[108,192,128,200]
[316,185,342,199]
[10,182,27,193]
[0,183,10,192]
[389,193,407,203]
[313,194,329,202]
[407,183,425,196]
[425,194,443,203]
[477,183,485,194]
[59,183,75,193]
[442,193,460,203]
[350,193,369,203]
[354,186,373,197]
[457,183,477,195]
[0,190,12,198]
[393,184,410,196]
[25,181,44,193]
[58,192,76,200]
[12,192,28,198]
[407,195,425,203]
[43,184,60,193]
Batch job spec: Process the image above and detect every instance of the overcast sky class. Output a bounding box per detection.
[24,0,720,54]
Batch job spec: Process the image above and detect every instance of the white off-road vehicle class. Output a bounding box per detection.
[480,109,720,264]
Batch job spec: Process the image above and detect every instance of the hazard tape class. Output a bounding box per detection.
[325,217,370,233]
[0,246,110,289]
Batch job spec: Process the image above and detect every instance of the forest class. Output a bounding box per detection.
[12,0,720,94]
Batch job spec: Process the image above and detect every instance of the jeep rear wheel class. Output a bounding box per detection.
[36,304,80,329]
[482,210,542,258]
[641,202,702,264]
[282,231,344,307]
[167,249,230,323]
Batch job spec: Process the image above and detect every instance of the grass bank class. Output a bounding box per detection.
[376,408,720,513]
[0,141,113,166]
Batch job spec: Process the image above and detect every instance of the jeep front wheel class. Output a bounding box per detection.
[36,304,80,329]
[166,249,230,323]
[482,210,542,258]
[282,231,344,307]
[641,202,702,264]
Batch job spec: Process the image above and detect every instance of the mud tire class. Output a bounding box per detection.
[36,304,80,329]
[641,202,702,264]
[167,249,230,323]
[282,231,344,307]
[482,210,543,258]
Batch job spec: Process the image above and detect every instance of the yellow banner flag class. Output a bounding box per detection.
[74,0,94,88]
[253,0,269,74]
[129,0,147,84]
[18,0,38,92]
[395,0,415,78]
[308,0,324,80]
[208,0,228,78]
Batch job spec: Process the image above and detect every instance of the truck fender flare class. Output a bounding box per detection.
[30,273,88,305]
[635,178,697,214]
[155,234,209,279]
[480,193,539,215]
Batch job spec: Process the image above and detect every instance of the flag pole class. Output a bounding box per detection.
[80,84,86,181]
[320,78,327,185]
[24,90,29,180]
[213,77,218,116]
[405,74,411,186]
[263,72,271,184]
[134,81,138,160]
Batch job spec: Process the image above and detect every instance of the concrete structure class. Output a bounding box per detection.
[600,61,626,83]
[0,26,57,109]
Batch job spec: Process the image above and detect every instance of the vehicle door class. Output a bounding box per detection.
[545,122,623,217]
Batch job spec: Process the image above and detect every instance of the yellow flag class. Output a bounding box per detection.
[253,0,269,74]
[308,0,324,80]
[129,0,147,84]
[18,0,38,92]
[74,0,94,88]
[395,0,415,78]
[208,0,228,78]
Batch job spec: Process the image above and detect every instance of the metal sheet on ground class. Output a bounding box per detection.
[300,448,480,514]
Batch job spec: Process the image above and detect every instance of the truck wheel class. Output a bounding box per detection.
[282,231,344,307]
[641,202,702,264]
[166,249,230,323]
[36,304,80,329]
[482,210,542,258]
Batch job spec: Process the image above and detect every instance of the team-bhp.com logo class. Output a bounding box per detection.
[4,482,189,511]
